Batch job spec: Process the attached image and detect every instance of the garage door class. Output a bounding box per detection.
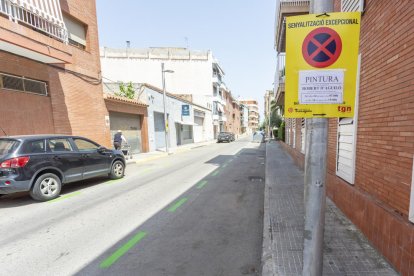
[154,112,166,149]
[109,111,142,154]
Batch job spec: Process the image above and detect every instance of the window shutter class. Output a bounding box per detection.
[63,14,86,47]
[336,118,356,183]
[301,118,306,154]
[292,119,296,148]
[341,0,364,12]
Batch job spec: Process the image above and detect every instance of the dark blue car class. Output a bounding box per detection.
[0,135,126,201]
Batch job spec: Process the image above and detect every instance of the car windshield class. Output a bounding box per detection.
[0,139,20,157]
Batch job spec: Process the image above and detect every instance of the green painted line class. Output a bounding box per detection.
[196,180,208,189]
[211,170,220,176]
[106,179,123,185]
[222,163,228,168]
[48,191,81,203]
[228,159,234,163]
[167,198,188,212]
[100,231,147,269]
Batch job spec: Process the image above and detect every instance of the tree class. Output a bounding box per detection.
[116,82,135,99]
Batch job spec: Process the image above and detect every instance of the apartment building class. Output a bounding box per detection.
[100,47,232,139]
[0,0,110,146]
[240,103,249,134]
[264,90,274,135]
[240,99,259,132]
[223,90,241,136]
[274,0,414,274]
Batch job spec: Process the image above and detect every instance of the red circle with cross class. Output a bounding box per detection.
[302,27,342,68]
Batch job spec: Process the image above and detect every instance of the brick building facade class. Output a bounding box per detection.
[0,0,111,146]
[276,0,414,274]
[223,90,241,136]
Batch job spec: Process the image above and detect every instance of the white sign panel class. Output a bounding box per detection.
[299,70,345,104]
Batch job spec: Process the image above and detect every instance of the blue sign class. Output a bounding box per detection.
[182,105,190,116]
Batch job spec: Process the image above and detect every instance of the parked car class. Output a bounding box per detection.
[217,132,234,143]
[0,135,126,201]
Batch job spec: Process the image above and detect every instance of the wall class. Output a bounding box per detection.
[0,0,110,147]
[281,1,414,273]
[100,48,214,99]
[142,86,212,152]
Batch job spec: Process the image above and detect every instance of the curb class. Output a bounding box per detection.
[261,140,277,276]
[125,140,218,165]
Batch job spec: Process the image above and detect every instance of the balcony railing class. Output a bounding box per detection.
[0,0,68,43]
[274,0,309,50]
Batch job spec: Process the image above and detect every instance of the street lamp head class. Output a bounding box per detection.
[163,70,174,73]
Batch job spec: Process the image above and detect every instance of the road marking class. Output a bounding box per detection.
[222,163,228,168]
[100,231,147,269]
[47,191,81,203]
[211,170,220,176]
[196,180,208,189]
[167,198,188,212]
[106,179,123,185]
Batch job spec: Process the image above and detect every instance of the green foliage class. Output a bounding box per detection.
[278,121,285,141]
[115,82,135,99]
[269,111,282,128]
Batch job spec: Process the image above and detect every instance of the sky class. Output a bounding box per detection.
[96,0,277,120]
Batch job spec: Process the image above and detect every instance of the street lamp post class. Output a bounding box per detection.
[161,63,174,154]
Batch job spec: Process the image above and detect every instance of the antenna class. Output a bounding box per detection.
[0,126,8,136]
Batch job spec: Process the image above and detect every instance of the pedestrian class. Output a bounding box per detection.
[113,130,127,150]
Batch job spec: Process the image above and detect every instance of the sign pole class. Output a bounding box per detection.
[302,1,333,275]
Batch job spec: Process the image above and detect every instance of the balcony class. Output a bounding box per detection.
[213,96,226,106]
[0,0,71,63]
[274,52,286,106]
[274,0,310,52]
[0,0,67,42]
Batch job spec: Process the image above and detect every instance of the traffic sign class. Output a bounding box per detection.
[182,105,190,116]
[285,12,361,118]
[302,27,342,68]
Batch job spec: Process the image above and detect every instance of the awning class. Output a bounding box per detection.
[175,120,196,126]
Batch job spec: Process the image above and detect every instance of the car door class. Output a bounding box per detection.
[47,138,83,183]
[72,138,111,179]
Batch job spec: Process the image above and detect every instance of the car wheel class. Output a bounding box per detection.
[30,173,62,201]
[110,160,125,179]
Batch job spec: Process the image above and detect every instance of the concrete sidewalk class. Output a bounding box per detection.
[262,140,397,276]
[125,139,217,164]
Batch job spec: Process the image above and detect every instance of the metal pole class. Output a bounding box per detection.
[161,63,169,154]
[303,0,333,275]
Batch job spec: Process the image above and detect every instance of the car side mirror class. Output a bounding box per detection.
[97,146,107,153]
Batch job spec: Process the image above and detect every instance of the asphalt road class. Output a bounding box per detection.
[0,138,265,276]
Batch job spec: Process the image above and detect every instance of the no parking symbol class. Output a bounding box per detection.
[302,27,342,68]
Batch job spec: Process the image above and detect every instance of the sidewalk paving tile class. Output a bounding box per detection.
[263,140,398,276]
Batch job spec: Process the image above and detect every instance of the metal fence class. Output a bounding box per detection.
[0,0,67,43]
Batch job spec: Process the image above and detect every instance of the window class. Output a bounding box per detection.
[336,118,356,184]
[73,138,99,151]
[409,156,414,223]
[48,139,73,152]
[292,119,296,148]
[0,140,20,156]
[23,140,45,154]
[341,0,364,12]
[63,14,87,50]
[0,73,47,96]
[301,119,306,154]
[335,54,361,184]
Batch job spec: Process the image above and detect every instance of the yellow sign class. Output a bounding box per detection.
[285,12,361,118]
